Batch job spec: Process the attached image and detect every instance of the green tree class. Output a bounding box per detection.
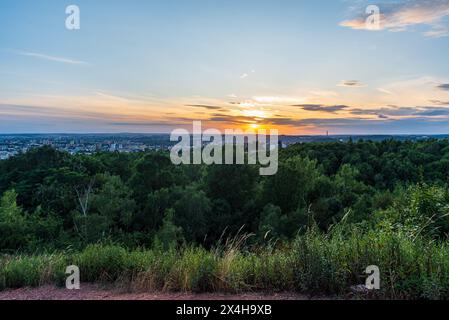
[264,156,320,214]
[154,208,184,250]
[258,204,285,240]
[173,186,211,243]
[0,190,31,251]
[90,174,136,232]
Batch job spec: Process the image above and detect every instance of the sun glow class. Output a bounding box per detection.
[242,109,268,119]
[249,123,260,129]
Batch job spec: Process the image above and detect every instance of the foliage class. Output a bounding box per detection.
[1,229,449,298]
[2,139,449,297]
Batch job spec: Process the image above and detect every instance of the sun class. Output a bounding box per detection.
[249,123,260,129]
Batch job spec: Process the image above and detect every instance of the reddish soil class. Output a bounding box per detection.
[0,285,316,300]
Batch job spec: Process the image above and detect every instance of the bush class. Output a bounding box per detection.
[73,244,128,282]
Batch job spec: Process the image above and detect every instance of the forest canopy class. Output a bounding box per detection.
[1,138,449,253]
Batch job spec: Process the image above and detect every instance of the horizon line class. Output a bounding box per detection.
[1,132,449,137]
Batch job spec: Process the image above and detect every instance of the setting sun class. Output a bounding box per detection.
[249,123,260,129]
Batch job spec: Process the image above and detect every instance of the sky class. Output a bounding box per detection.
[1,0,449,135]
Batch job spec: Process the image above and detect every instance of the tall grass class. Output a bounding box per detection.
[0,253,66,290]
[1,227,449,299]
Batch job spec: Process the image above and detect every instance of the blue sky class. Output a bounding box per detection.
[1,0,449,134]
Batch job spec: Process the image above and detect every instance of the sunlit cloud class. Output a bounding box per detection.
[241,109,270,119]
[340,0,449,38]
[2,73,449,134]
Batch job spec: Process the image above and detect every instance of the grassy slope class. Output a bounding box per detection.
[1,228,448,299]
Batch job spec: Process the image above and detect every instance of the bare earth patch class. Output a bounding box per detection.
[0,285,318,300]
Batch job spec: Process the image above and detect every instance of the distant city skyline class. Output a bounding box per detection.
[1,0,449,134]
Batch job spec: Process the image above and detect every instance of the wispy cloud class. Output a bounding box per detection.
[414,108,449,116]
[18,51,88,65]
[340,0,449,38]
[109,121,186,127]
[350,106,416,117]
[378,88,395,95]
[349,105,449,118]
[424,25,449,37]
[430,99,449,105]
[436,83,449,90]
[293,104,349,113]
[338,80,366,88]
[239,70,255,79]
[185,104,223,110]
[277,117,449,134]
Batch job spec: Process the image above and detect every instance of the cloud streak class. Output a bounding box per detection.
[349,105,449,118]
[186,104,224,110]
[18,51,88,65]
[293,104,350,113]
[436,83,449,90]
[338,80,365,88]
[430,99,449,105]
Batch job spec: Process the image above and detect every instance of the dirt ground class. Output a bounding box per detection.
[0,284,317,300]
